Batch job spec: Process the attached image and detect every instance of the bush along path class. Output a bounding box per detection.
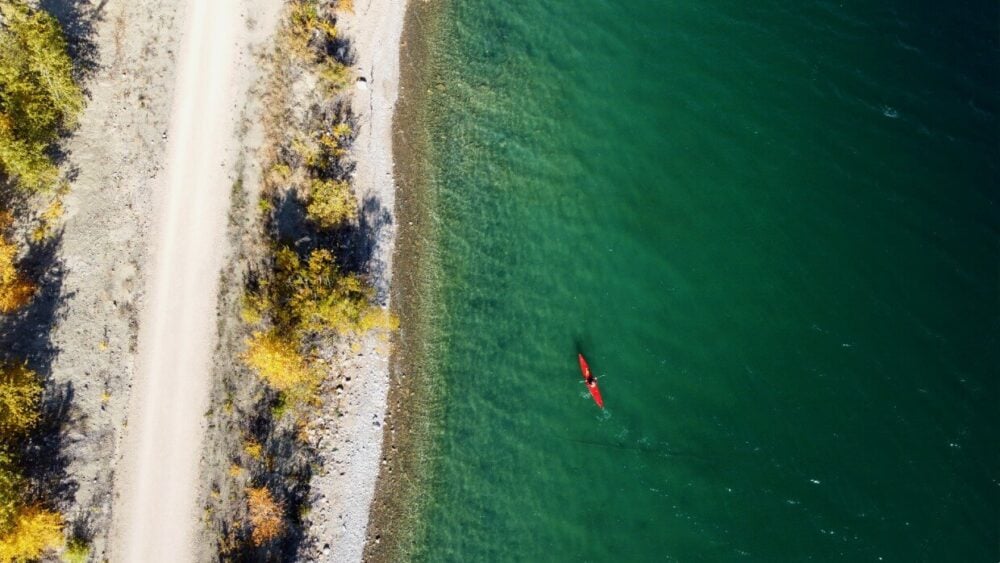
[199,1,396,559]
[0,0,86,560]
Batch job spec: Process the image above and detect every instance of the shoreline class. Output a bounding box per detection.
[363,0,448,560]
[300,1,409,561]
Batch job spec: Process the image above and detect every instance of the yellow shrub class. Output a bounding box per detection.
[250,247,389,338]
[243,330,318,395]
[0,506,63,562]
[332,122,352,139]
[266,163,293,187]
[288,250,385,336]
[31,195,64,242]
[246,487,284,546]
[290,136,320,169]
[0,363,41,437]
[317,132,342,156]
[243,440,263,460]
[239,292,265,325]
[358,308,400,333]
[289,2,337,41]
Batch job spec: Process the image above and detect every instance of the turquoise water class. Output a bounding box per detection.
[405,0,998,560]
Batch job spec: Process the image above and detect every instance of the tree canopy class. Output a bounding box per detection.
[0,0,84,191]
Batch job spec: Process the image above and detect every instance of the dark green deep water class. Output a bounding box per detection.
[403,1,998,560]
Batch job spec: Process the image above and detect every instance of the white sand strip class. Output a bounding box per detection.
[302,0,408,560]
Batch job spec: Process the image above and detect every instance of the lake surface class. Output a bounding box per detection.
[402,0,998,560]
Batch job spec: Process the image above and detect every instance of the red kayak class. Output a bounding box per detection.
[578,353,604,409]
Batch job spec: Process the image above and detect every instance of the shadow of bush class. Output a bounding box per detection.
[38,0,106,85]
[0,231,79,519]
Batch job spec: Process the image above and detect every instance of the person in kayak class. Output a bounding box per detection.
[586,374,597,388]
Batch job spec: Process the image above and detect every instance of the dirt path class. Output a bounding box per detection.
[110,0,244,559]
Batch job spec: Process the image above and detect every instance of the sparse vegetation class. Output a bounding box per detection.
[0,2,82,559]
[241,0,395,405]
[204,1,398,558]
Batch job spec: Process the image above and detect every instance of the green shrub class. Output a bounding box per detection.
[0,362,42,438]
[62,538,90,563]
[305,178,355,228]
[316,59,350,94]
[0,451,21,534]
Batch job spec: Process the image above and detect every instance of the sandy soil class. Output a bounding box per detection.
[45,1,181,559]
[108,1,280,561]
[299,1,407,560]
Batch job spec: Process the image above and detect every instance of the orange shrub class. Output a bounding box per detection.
[246,487,284,546]
[0,231,34,314]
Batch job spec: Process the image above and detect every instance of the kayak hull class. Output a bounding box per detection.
[578,353,604,408]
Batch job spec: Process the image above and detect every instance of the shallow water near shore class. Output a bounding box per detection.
[402,0,998,560]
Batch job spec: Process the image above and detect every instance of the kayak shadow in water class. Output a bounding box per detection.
[560,435,716,465]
